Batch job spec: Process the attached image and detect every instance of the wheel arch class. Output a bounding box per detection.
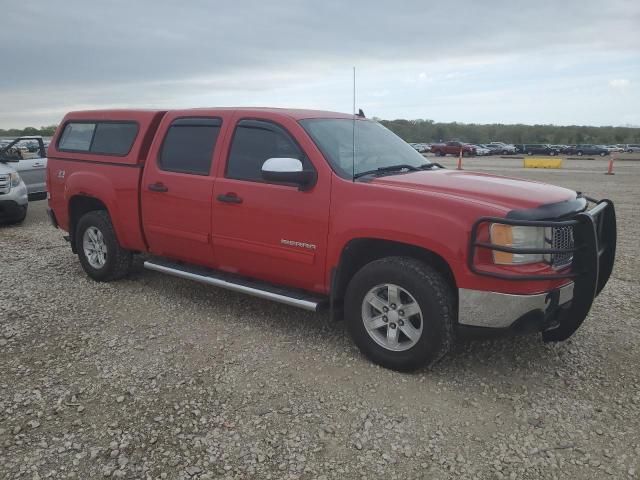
[68,195,109,253]
[331,238,457,317]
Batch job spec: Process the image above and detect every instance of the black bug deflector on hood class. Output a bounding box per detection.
[506,196,588,221]
[468,197,617,341]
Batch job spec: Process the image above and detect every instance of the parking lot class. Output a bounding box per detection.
[1,156,639,479]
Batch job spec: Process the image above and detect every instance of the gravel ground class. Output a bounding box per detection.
[1,157,639,479]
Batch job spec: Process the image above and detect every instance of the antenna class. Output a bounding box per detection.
[352,66,356,182]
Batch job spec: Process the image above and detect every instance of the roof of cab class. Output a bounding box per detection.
[63,107,354,121]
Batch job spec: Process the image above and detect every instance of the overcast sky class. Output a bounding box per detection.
[1,0,639,128]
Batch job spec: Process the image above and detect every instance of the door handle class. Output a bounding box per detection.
[33,163,43,167]
[148,182,168,192]
[217,193,243,204]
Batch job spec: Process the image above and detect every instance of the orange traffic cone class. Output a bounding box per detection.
[457,148,463,170]
[605,158,614,175]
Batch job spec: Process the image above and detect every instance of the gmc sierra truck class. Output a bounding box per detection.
[46,108,616,371]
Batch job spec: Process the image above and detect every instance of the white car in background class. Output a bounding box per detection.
[487,142,517,155]
[473,145,491,156]
[604,145,624,153]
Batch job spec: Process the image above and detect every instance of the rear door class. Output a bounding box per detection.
[211,114,331,292]
[141,113,231,267]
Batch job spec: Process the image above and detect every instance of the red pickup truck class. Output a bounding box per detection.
[46,108,616,371]
[430,141,477,157]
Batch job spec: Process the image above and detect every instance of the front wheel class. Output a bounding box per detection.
[345,257,455,371]
[3,205,27,225]
[577,151,583,156]
[527,151,533,156]
[75,210,132,281]
[600,152,606,157]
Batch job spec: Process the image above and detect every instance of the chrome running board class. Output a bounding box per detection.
[144,258,326,312]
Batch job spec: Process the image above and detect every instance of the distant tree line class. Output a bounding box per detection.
[377,119,640,145]
[2,121,640,145]
[0,125,58,137]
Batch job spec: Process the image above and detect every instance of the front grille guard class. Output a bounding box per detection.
[468,198,616,296]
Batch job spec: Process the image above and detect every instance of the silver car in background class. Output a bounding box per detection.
[0,136,48,199]
[0,136,48,224]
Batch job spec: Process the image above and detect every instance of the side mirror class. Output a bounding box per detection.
[261,157,317,191]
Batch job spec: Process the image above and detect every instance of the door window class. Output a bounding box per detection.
[1,139,44,160]
[226,119,310,182]
[158,117,222,175]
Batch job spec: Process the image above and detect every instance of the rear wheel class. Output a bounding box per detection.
[527,151,533,156]
[438,150,446,157]
[600,152,606,157]
[549,151,556,156]
[577,151,583,156]
[75,210,132,281]
[345,257,454,371]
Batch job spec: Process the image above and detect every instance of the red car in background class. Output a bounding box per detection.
[430,141,477,157]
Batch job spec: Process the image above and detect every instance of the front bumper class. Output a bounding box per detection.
[462,197,616,340]
[0,200,27,222]
[459,282,574,329]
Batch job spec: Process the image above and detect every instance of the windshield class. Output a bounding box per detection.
[300,118,430,179]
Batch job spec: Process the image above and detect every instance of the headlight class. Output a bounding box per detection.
[490,224,546,265]
[9,172,21,188]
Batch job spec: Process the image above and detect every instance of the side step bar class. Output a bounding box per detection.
[144,259,326,312]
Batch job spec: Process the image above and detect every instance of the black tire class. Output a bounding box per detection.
[527,151,533,156]
[502,150,509,155]
[438,150,446,157]
[599,152,606,157]
[549,151,556,156]
[75,210,132,282]
[576,151,583,156]
[345,257,455,371]
[3,205,27,225]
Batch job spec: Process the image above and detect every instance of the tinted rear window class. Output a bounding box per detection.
[159,117,222,175]
[91,123,139,155]
[58,121,138,155]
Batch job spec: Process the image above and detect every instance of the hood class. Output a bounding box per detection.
[370,169,576,213]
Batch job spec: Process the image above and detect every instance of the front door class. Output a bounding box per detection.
[211,116,331,292]
[141,115,229,267]
[5,138,47,195]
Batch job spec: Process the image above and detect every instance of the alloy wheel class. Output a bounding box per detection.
[361,283,423,352]
[83,226,107,269]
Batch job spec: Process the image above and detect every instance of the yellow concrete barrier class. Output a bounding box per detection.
[523,157,563,169]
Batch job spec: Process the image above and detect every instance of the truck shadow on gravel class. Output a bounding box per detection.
[134,265,573,379]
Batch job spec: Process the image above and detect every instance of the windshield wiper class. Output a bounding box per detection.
[353,164,421,179]
[419,162,445,169]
